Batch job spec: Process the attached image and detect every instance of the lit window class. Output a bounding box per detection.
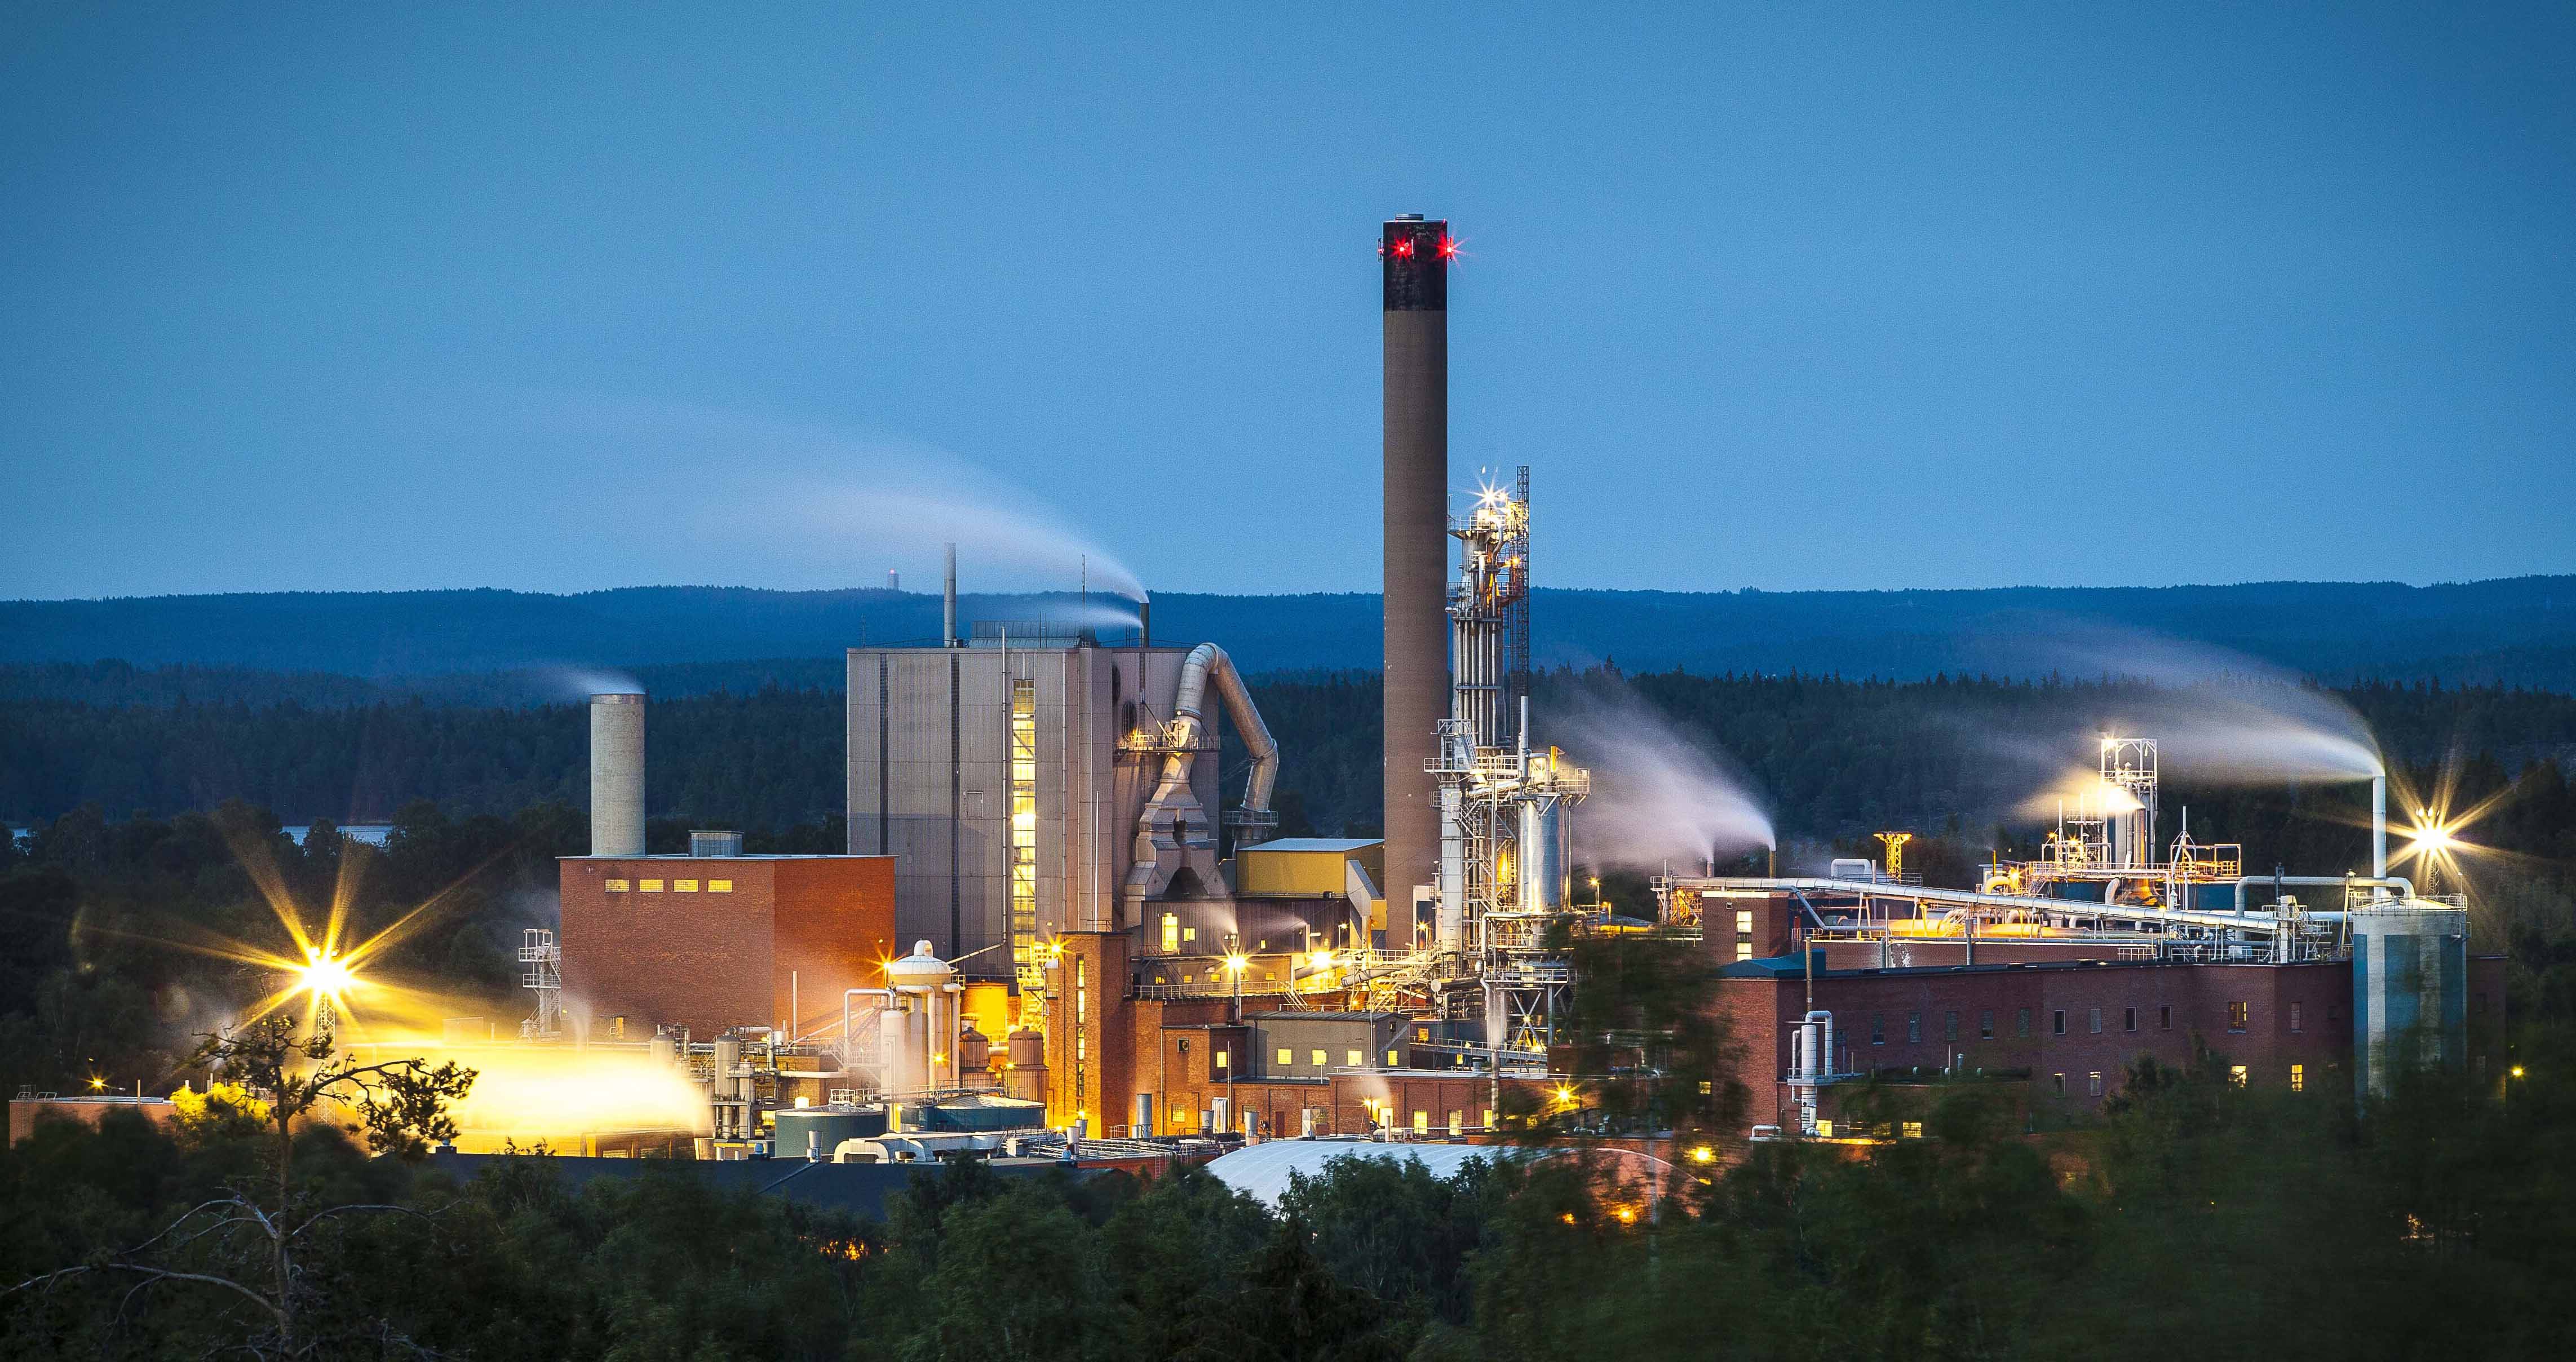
[1815,1120,1834,1137]
[604,879,631,893]
[707,879,733,893]
[674,879,699,892]
[1277,1047,1294,1066]
[1901,1121,1923,1139]
[1162,914,1180,954]
[1697,1081,1712,1095]
[2290,1001,2303,1033]
[1311,1050,1326,1067]
[1735,941,1754,961]
[1386,1049,1399,1065]
[1481,1108,1494,1129]
[2227,1001,2249,1032]
[1215,1050,1229,1069]
[2088,1072,2104,1097]
[1182,926,1197,943]
[639,879,665,892]
[2290,1064,2304,1092]
[1413,1111,1428,1133]
[2229,1065,2249,1087]
[1448,1111,1463,1135]
[1346,1049,1362,1068]
[1735,909,1754,934]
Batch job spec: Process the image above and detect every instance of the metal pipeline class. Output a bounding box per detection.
[1708,875,2411,936]
[1121,643,1278,921]
[2232,873,2411,913]
[2371,773,2388,880]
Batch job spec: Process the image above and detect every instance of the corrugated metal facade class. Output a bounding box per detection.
[847,642,1218,978]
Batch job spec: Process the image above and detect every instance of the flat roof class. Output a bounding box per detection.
[556,854,889,862]
[1237,838,1383,854]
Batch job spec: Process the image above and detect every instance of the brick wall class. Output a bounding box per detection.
[559,856,893,1038]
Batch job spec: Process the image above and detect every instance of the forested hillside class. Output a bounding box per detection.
[12,668,2576,865]
[11,574,2576,685]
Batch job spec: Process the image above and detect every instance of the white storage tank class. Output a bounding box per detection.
[2349,902,2469,1098]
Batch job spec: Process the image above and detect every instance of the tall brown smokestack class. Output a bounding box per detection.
[1382,214,1449,917]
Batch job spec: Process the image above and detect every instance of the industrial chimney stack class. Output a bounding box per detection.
[589,692,645,857]
[1382,214,1450,916]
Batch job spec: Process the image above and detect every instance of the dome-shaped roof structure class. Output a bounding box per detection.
[885,940,955,989]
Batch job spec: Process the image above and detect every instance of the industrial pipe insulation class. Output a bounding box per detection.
[1121,643,1278,921]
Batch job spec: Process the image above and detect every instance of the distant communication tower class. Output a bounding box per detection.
[520,928,565,1040]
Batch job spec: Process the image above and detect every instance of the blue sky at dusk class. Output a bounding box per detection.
[4,3,2571,599]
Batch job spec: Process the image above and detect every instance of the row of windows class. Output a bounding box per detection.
[1271,1047,1400,1068]
[602,878,734,894]
[2051,1063,2308,1098]
[1811,1120,1927,1140]
[1869,998,2335,1045]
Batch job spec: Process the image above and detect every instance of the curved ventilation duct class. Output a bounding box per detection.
[1122,643,1277,921]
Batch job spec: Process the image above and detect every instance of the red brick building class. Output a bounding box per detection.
[1714,949,2510,1132]
[559,854,897,1040]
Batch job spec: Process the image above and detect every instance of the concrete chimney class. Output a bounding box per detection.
[943,542,959,647]
[1382,214,1449,911]
[589,692,645,857]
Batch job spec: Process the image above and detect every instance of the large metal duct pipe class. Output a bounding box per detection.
[1122,643,1278,919]
[1382,214,1450,912]
[588,692,645,857]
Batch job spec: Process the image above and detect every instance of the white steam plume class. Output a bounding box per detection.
[1544,681,1776,868]
[1022,598,1144,633]
[499,393,1150,600]
[2015,620,2384,782]
[540,667,644,700]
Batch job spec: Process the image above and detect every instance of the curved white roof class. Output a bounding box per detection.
[1203,1139,1512,1205]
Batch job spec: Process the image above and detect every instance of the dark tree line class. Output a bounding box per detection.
[7,985,2575,1359]
[14,666,2576,844]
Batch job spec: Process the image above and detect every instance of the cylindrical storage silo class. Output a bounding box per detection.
[588,693,645,857]
[1004,1027,1047,1102]
[1516,801,1568,916]
[2350,903,2469,1098]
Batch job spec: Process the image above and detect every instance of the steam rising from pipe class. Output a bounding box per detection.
[1545,680,1775,868]
[541,667,644,700]
[1030,599,1145,633]
[502,395,1149,600]
[2012,622,2385,782]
